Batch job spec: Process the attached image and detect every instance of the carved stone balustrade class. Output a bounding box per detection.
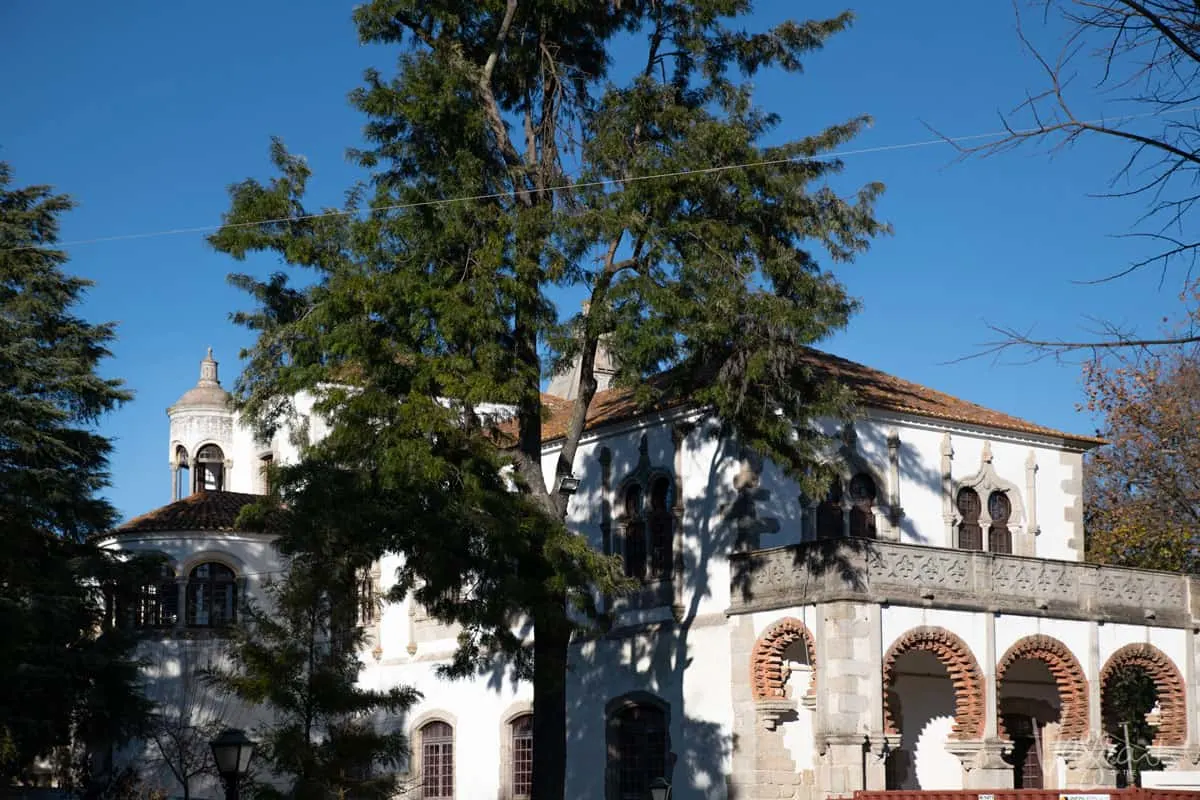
[729,539,1198,628]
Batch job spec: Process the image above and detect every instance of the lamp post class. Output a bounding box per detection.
[210,728,255,800]
[648,776,672,800]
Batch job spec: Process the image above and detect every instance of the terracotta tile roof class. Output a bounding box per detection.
[113,491,283,535]
[530,347,1104,448]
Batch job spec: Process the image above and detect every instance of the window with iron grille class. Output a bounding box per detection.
[420,724,451,796]
[816,478,843,540]
[421,720,454,799]
[988,491,1013,554]
[136,563,178,628]
[510,714,532,799]
[613,704,667,800]
[956,488,983,551]
[647,477,673,579]
[848,472,878,539]
[186,562,237,627]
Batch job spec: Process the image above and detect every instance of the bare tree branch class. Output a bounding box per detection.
[933,0,1200,355]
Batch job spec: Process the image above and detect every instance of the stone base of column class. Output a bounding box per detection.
[863,732,902,790]
[1149,744,1200,771]
[815,732,867,798]
[947,738,1012,789]
[1055,737,1117,788]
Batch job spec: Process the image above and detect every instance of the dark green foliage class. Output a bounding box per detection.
[0,163,152,786]
[1104,666,1163,786]
[211,3,885,796]
[211,484,418,800]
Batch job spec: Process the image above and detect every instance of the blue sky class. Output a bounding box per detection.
[2,1,1180,522]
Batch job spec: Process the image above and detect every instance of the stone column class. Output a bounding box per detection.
[815,601,871,798]
[950,612,1012,789]
[864,602,895,789]
[1057,620,1116,787]
[170,463,178,501]
[174,576,187,631]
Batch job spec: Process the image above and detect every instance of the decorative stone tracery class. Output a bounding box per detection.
[996,634,1089,741]
[883,626,985,740]
[751,617,817,703]
[1100,642,1187,747]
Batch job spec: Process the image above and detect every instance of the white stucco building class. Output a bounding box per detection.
[98,348,1200,799]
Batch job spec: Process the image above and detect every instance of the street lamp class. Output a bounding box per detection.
[210,728,255,800]
[649,776,672,800]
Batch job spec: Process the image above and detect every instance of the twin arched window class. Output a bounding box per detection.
[173,443,225,498]
[621,476,673,581]
[956,487,1013,554]
[816,472,878,540]
[127,560,238,630]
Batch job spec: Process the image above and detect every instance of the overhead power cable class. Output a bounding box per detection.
[5,104,1197,254]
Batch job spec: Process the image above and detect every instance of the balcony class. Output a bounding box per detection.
[729,539,1198,628]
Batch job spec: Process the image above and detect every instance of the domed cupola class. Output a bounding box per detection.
[168,349,234,500]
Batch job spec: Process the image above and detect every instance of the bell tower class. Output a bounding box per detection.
[167,348,234,500]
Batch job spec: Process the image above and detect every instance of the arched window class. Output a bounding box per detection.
[647,477,673,579]
[622,484,647,580]
[194,444,225,492]
[816,478,843,540]
[186,562,237,627]
[420,720,454,799]
[607,701,669,800]
[175,446,191,499]
[957,488,983,551]
[988,491,1013,554]
[509,714,533,799]
[848,472,877,539]
[137,562,178,628]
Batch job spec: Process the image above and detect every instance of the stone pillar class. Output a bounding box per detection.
[950,612,1012,789]
[1058,620,1116,787]
[864,602,889,790]
[815,601,871,797]
[174,576,188,631]
[170,463,178,501]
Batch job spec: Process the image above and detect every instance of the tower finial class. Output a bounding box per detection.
[199,348,219,385]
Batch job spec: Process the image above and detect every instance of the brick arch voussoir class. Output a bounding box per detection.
[1101,643,1187,747]
[883,626,985,741]
[996,634,1089,741]
[751,617,817,702]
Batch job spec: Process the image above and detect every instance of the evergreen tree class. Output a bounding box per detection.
[0,162,152,787]
[211,3,886,796]
[211,470,418,800]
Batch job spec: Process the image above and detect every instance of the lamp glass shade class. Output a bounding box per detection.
[210,728,255,777]
[648,776,671,800]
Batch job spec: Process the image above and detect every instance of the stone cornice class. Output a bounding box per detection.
[729,539,1197,629]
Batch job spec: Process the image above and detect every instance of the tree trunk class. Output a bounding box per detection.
[531,597,570,800]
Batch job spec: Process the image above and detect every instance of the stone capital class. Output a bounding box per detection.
[946,738,1010,772]
[1054,736,1112,771]
[868,733,902,764]
[754,698,797,731]
[1149,744,1197,769]
[815,731,866,757]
